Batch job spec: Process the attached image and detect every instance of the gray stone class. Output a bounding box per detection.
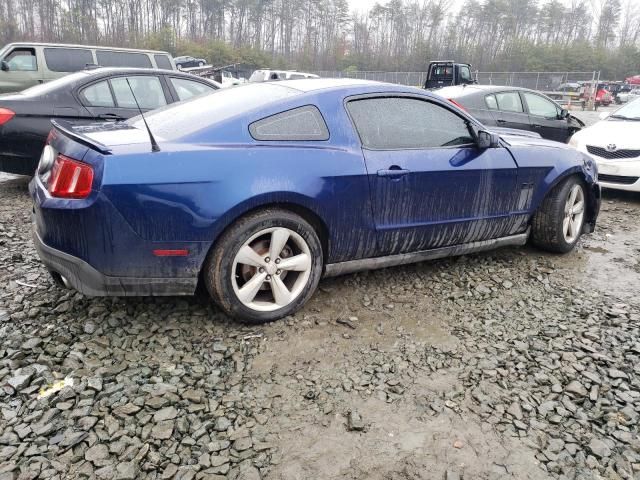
[214,417,231,432]
[153,406,178,422]
[588,438,611,458]
[151,421,174,440]
[85,443,109,464]
[347,410,365,431]
[565,380,588,397]
[115,462,137,480]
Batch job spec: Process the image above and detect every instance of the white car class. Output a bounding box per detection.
[616,88,640,104]
[569,99,640,192]
[248,70,319,82]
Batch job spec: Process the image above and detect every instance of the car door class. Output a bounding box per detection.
[79,74,170,121]
[346,95,520,257]
[0,47,43,93]
[491,91,531,132]
[521,91,568,142]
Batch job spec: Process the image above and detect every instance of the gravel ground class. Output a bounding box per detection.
[1,172,639,480]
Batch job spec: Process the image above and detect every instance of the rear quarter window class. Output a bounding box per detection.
[154,55,173,70]
[249,105,329,141]
[44,48,94,72]
[96,51,152,68]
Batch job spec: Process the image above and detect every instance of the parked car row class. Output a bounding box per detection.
[5,43,637,322]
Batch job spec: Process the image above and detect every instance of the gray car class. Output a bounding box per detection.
[436,85,585,143]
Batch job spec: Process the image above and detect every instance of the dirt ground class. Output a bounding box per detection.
[1,159,640,479]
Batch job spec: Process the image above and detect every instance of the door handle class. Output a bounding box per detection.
[97,113,122,121]
[377,166,410,178]
[532,124,542,128]
[496,119,507,124]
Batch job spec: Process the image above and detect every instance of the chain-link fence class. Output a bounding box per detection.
[313,71,427,86]
[312,70,598,91]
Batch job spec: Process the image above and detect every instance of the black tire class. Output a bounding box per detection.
[203,209,323,323]
[531,176,586,253]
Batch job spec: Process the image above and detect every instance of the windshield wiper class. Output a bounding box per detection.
[610,114,640,121]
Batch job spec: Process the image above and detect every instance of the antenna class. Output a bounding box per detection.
[125,78,161,153]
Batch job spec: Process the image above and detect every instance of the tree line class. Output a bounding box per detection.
[0,0,638,78]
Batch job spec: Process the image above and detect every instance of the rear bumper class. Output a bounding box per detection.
[0,153,37,176]
[33,229,197,296]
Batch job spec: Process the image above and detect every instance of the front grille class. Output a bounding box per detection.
[598,174,639,185]
[587,145,640,160]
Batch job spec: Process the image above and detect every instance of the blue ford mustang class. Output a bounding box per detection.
[30,79,600,323]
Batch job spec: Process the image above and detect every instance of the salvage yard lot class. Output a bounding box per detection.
[1,111,639,478]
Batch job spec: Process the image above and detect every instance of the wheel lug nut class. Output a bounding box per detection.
[266,275,271,280]
[276,269,282,275]
[265,257,270,263]
[275,258,280,264]
[258,267,264,273]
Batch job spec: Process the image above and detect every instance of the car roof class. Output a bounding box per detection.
[435,84,540,97]
[16,68,218,97]
[4,42,171,55]
[276,77,395,92]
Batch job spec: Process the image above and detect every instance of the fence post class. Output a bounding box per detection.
[535,72,540,91]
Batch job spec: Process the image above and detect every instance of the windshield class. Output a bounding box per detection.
[129,82,301,140]
[610,97,640,120]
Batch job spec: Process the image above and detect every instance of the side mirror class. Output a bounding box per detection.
[476,130,500,149]
[0,61,9,72]
[559,108,570,119]
[599,111,610,120]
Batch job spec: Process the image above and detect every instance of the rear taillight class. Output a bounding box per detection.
[448,98,467,111]
[0,108,14,126]
[48,154,94,199]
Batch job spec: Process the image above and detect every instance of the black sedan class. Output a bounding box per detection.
[436,85,584,143]
[174,56,208,69]
[0,67,219,175]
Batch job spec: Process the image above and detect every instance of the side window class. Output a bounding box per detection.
[154,55,173,70]
[44,48,93,72]
[495,92,524,113]
[485,94,498,110]
[523,92,559,118]
[81,81,115,107]
[96,51,152,68]
[459,66,471,82]
[249,105,329,141]
[170,77,217,101]
[110,76,167,109]
[347,97,474,149]
[4,48,37,71]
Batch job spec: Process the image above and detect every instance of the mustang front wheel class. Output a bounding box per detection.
[531,177,586,253]
[204,209,323,323]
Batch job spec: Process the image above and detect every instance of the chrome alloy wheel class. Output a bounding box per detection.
[563,184,585,244]
[231,227,312,312]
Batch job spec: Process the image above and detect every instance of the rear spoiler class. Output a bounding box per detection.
[50,119,112,155]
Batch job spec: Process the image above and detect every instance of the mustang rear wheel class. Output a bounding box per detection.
[531,176,586,253]
[204,209,323,323]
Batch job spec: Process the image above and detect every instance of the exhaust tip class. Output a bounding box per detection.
[49,271,71,289]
